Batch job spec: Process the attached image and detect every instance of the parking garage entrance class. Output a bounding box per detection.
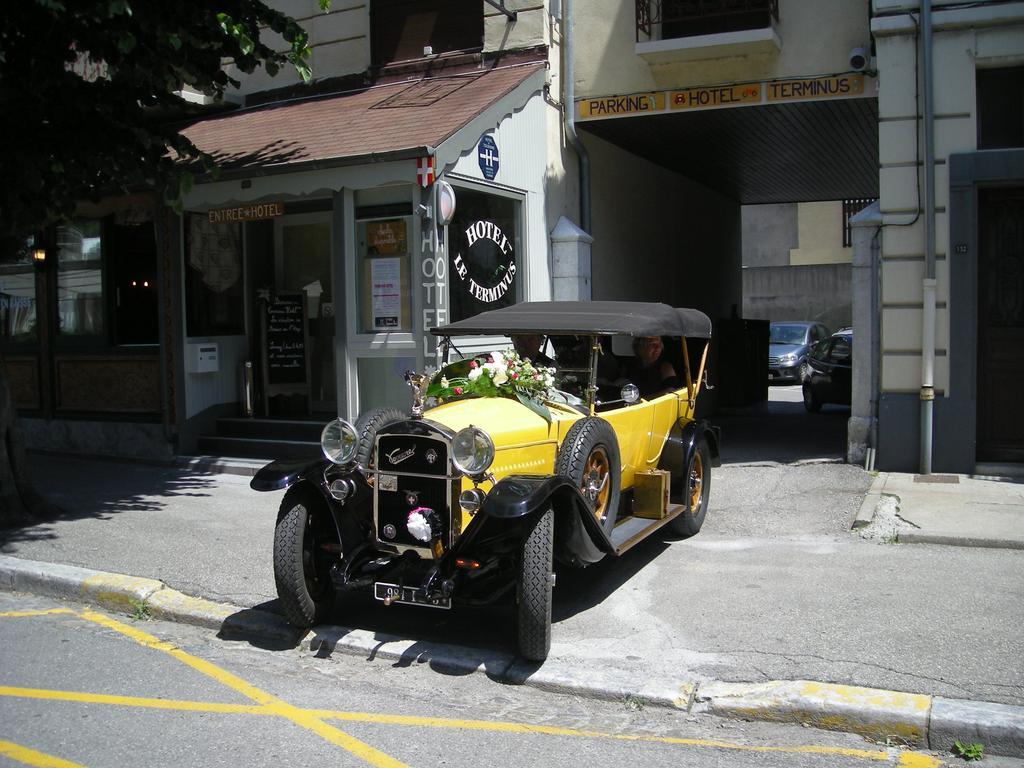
[576,75,878,464]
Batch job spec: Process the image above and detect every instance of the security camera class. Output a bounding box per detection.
[849,46,870,72]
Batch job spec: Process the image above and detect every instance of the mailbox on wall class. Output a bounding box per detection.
[186,342,219,374]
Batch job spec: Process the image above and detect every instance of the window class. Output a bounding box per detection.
[842,198,875,247]
[0,242,37,343]
[370,0,482,66]
[57,220,104,336]
[977,66,1024,149]
[356,217,413,333]
[828,337,852,364]
[185,214,244,336]
[448,188,521,323]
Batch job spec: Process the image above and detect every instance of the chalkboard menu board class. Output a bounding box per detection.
[263,294,307,386]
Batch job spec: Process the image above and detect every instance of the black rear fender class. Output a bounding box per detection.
[474,474,612,566]
[658,419,721,477]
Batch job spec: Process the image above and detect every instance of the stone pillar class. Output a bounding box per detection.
[550,216,592,301]
[848,202,881,465]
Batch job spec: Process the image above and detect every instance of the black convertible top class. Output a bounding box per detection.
[431,301,712,339]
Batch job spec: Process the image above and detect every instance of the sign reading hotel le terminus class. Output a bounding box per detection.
[577,74,865,119]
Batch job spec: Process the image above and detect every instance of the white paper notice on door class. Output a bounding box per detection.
[371,257,401,329]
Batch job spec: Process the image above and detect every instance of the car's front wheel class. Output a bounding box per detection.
[803,383,822,413]
[273,486,336,627]
[516,508,554,662]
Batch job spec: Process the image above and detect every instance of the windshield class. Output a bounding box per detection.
[769,324,808,345]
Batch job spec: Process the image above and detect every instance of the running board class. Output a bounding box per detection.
[608,505,685,555]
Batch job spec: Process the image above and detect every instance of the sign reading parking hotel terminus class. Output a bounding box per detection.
[577,74,867,120]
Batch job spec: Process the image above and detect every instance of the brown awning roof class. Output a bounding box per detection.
[181,63,544,173]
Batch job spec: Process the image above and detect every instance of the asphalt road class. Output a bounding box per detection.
[4,388,1022,708]
[0,591,955,768]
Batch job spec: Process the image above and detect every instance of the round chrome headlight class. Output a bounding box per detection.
[321,418,358,465]
[451,426,494,477]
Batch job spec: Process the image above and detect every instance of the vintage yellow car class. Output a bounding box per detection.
[252,301,720,661]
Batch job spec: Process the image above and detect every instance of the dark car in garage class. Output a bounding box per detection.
[768,321,830,383]
[802,329,853,412]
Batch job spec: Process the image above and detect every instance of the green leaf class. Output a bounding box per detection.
[515,392,552,424]
[167,34,182,51]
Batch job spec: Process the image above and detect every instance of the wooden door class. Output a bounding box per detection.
[977,188,1024,462]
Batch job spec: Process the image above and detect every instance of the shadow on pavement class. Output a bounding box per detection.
[0,453,221,545]
[714,390,850,465]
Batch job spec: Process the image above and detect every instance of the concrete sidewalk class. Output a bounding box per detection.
[855,471,1024,550]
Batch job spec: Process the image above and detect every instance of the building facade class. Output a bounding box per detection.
[870,0,1024,472]
[4,0,1020,472]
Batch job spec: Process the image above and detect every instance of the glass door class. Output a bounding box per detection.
[275,212,335,414]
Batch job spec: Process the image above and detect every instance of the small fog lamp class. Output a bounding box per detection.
[459,487,486,514]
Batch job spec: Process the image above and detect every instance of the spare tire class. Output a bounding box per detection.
[354,407,406,468]
[555,417,621,535]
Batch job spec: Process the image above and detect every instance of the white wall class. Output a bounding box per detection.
[225,1,370,101]
[585,132,741,321]
[449,92,555,303]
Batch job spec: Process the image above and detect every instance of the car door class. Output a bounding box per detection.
[807,338,835,400]
[828,336,853,405]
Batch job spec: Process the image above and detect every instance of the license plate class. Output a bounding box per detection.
[374,582,451,609]
[768,372,776,380]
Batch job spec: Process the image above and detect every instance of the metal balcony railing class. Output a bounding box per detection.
[636,0,779,42]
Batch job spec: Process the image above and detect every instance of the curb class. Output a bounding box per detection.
[852,472,887,529]
[2,554,1022,758]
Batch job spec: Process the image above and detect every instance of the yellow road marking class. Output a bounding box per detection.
[77,610,407,768]
[0,609,75,618]
[0,684,938,765]
[0,686,267,716]
[0,608,943,768]
[0,739,85,768]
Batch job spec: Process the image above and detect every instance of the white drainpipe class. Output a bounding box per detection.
[920,0,936,474]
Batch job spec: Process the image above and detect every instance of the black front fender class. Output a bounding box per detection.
[251,459,336,492]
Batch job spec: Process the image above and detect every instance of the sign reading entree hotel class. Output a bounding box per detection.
[208,202,284,224]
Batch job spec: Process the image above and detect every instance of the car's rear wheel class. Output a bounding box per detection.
[274,486,336,627]
[556,417,621,535]
[803,383,822,413]
[516,507,554,662]
[667,437,711,538]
